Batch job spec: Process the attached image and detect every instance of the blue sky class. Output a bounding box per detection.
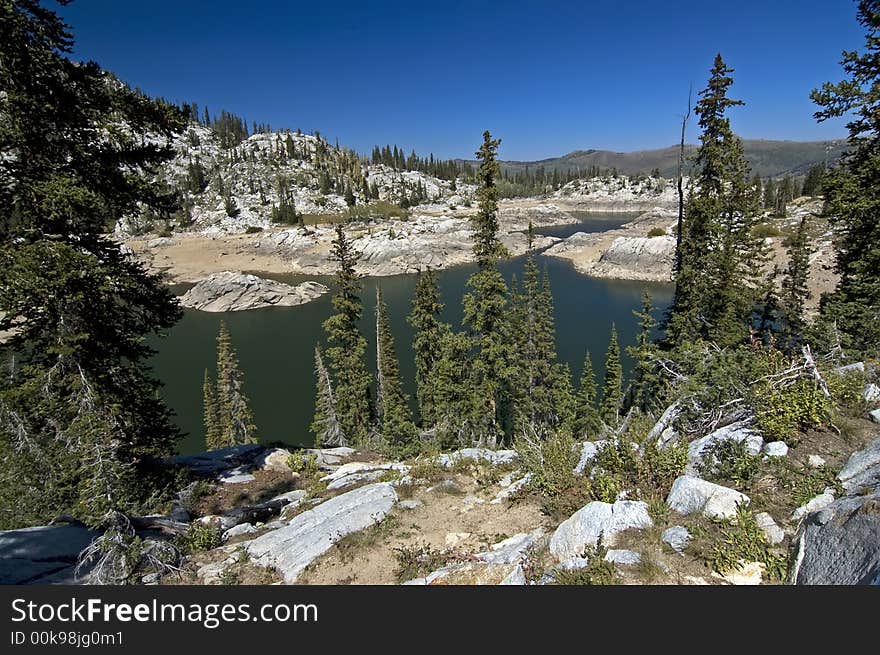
[59,0,862,160]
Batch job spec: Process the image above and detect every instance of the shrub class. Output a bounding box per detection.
[286,451,320,477]
[595,438,638,477]
[698,504,787,581]
[514,429,579,497]
[592,470,620,503]
[826,368,869,415]
[641,441,688,493]
[244,225,263,234]
[182,523,222,552]
[698,439,763,488]
[392,543,453,583]
[552,547,619,585]
[752,223,782,238]
[647,227,666,237]
[754,380,831,441]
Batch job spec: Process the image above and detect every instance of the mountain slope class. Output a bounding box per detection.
[478,139,846,179]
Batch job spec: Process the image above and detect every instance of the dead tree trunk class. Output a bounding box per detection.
[674,86,692,277]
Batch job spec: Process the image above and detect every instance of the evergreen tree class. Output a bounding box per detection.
[0,1,185,529]
[599,324,623,427]
[408,268,448,427]
[321,225,373,444]
[667,54,765,348]
[311,345,344,447]
[780,216,813,347]
[802,163,827,197]
[461,131,511,444]
[811,0,880,356]
[572,351,600,439]
[375,288,418,453]
[628,292,661,411]
[203,369,222,449]
[213,322,257,446]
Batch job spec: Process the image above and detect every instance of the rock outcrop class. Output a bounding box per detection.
[790,438,880,585]
[549,500,653,561]
[244,482,398,583]
[179,271,328,312]
[0,523,98,585]
[666,475,750,520]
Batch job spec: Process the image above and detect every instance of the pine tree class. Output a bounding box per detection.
[572,351,600,439]
[311,345,344,447]
[599,324,623,427]
[321,225,373,445]
[375,287,418,453]
[0,2,185,529]
[408,268,448,427]
[668,54,765,348]
[214,322,257,446]
[461,131,511,445]
[203,369,222,449]
[628,292,661,411]
[811,0,880,356]
[780,216,813,348]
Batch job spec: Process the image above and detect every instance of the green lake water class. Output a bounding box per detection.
[150,213,673,454]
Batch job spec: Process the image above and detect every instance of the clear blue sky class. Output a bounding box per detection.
[59,0,860,160]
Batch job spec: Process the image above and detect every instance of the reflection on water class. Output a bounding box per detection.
[150,215,672,454]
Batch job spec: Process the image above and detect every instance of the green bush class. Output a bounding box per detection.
[647,227,667,237]
[592,471,621,503]
[552,547,619,585]
[514,430,579,497]
[245,225,263,234]
[699,504,787,581]
[698,439,762,488]
[752,223,782,238]
[826,368,869,415]
[182,523,222,552]
[286,451,320,477]
[641,441,688,492]
[392,543,452,583]
[754,380,831,441]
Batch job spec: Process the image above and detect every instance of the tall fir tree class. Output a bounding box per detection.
[321,225,373,445]
[407,268,448,428]
[461,131,511,445]
[311,345,344,447]
[375,287,418,453]
[599,324,623,427]
[572,351,601,439]
[0,1,186,529]
[212,322,257,447]
[780,216,813,348]
[628,292,661,411]
[668,54,765,348]
[811,0,880,357]
[203,369,222,449]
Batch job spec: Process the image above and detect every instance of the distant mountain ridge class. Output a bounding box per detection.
[464,139,847,179]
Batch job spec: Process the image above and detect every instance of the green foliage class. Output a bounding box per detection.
[286,451,320,478]
[0,2,186,528]
[599,324,623,426]
[811,2,880,358]
[668,54,766,348]
[647,227,667,237]
[591,471,621,503]
[392,543,454,583]
[514,429,579,498]
[595,437,638,477]
[641,441,689,492]
[826,368,869,415]
[408,269,448,428]
[754,380,830,442]
[182,523,222,553]
[204,322,257,449]
[319,225,373,446]
[751,223,782,238]
[375,287,418,454]
[310,345,343,447]
[572,351,601,439]
[552,546,619,585]
[698,504,787,581]
[697,439,763,488]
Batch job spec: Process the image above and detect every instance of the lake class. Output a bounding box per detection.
[150,213,673,454]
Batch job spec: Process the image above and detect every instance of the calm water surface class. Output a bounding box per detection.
[150,213,672,454]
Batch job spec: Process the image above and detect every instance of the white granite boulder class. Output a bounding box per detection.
[549,500,652,562]
[666,475,750,520]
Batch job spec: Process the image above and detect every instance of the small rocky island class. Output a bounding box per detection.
[179,271,329,312]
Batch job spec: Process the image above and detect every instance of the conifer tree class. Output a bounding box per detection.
[0,1,186,529]
[213,322,257,446]
[811,0,880,356]
[599,324,623,427]
[628,292,661,411]
[311,345,344,447]
[668,54,764,347]
[572,351,600,439]
[461,131,511,444]
[375,287,418,453]
[780,216,813,347]
[321,225,373,444]
[203,369,222,449]
[408,268,448,427]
